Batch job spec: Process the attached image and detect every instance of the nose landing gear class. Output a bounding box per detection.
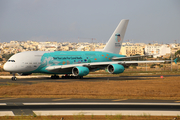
[11,77,17,81]
[11,73,17,81]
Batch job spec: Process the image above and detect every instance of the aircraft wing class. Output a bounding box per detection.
[46,60,170,71]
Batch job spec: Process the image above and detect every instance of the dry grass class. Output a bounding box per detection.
[0,77,180,99]
[0,115,179,120]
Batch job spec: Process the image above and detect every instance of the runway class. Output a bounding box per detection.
[0,75,180,85]
[0,98,180,116]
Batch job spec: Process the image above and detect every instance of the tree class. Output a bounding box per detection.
[174,50,180,62]
[2,53,14,60]
[175,50,180,57]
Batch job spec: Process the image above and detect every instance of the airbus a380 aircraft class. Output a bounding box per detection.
[3,19,171,80]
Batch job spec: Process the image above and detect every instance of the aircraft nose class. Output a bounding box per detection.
[3,62,10,72]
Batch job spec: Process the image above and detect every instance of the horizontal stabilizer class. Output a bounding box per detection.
[174,58,178,64]
[112,55,153,61]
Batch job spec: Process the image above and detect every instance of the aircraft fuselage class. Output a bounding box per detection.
[3,51,125,74]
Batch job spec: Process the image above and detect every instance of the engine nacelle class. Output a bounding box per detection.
[72,66,89,76]
[17,73,32,76]
[107,64,124,74]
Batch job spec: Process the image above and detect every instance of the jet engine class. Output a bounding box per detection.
[72,66,89,76]
[107,64,124,74]
[17,73,32,76]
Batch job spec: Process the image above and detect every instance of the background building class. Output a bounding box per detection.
[145,44,170,58]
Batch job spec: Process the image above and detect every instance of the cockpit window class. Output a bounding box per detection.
[7,60,15,62]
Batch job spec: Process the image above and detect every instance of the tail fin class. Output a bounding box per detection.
[103,19,129,54]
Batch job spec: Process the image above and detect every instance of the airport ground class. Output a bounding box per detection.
[0,70,180,119]
[0,69,180,100]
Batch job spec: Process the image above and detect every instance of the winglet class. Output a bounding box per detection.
[174,58,178,64]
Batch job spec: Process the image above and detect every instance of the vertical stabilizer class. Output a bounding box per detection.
[103,19,129,54]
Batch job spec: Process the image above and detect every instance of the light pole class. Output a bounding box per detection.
[171,53,172,72]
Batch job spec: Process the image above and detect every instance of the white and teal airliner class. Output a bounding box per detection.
[3,19,172,80]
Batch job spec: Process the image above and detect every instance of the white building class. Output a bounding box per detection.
[38,43,57,51]
[145,44,170,58]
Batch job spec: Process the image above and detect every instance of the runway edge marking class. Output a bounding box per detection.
[0,111,14,116]
[33,110,180,116]
[0,103,7,105]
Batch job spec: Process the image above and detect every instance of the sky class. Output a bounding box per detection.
[0,0,180,44]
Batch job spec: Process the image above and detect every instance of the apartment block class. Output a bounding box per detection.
[145,44,170,58]
[120,45,144,56]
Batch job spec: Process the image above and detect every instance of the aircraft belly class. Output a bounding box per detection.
[24,65,40,72]
[46,68,72,74]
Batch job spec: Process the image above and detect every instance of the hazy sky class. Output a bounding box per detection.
[0,0,180,44]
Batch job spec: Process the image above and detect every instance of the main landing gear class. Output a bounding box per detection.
[50,74,83,79]
[51,74,59,79]
[11,73,17,81]
[61,74,83,79]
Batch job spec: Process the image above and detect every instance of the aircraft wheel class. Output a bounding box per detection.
[11,77,17,81]
[77,76,83,79]
[51,75,59,79]
[62,76,83,79]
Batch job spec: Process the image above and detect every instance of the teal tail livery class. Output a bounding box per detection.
[3,19,172,80]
